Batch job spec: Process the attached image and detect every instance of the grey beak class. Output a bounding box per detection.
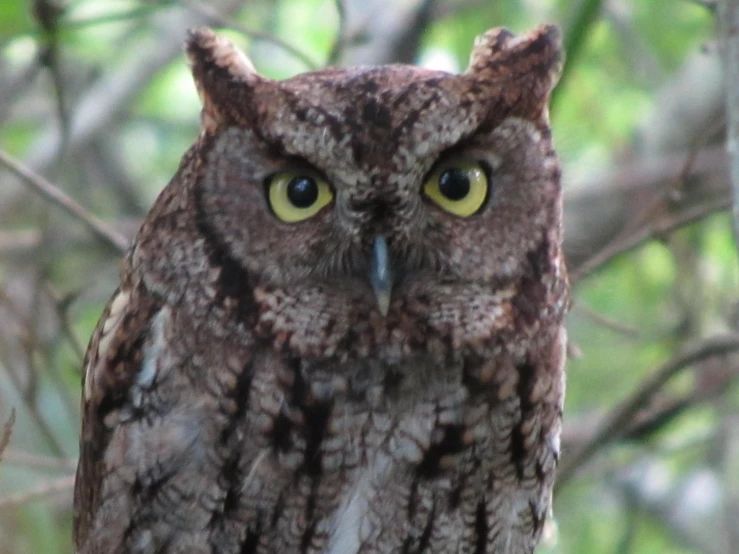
[369,236,394,316]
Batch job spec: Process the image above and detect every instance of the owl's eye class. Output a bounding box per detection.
[267,172,334,222]
[423,162,489,217]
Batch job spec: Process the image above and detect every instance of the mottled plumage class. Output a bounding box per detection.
[74,25,569,554]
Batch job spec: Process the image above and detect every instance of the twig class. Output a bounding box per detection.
[45,283,85,364]
[719,409,739,553]
[622,362,739,441]
[34,0,71,165]
[27,279,82,423]
[335,0,431,65]
[26,209,52,448]
[0,55,43,128]
[552,0,604,110]
[2,450,77,472]
[0,149,128,253]
[721,0,739,265]
[0,475,75,508]
[620,117,724,240]
[0,355,67,459]
[24,0,245,174]
[0,230,41,253]
[691,0,718,12]
[326,0,347,65]
[10,5,166,38]
[0,289,69,458]
[571,301,642,338]
[184,1,320,69]
[557,334,739,488]
[571,196,731,282]
[0,409,15,463]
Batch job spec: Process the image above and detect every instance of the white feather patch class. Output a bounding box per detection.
[84,289,130,401]
[327,452,392,554]
[130,307,169,407]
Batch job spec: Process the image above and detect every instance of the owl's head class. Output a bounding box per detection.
[171,26,563,345]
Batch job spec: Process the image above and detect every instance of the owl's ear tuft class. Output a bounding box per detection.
[466,25,563,121]
[186,28,263,133]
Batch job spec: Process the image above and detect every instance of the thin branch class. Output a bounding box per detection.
[552,0,604,110]
[45,283,85,364]
[621,362,739,441]
[721,0,739,265]
[0,149,128,253]
[571,196,731,282]
[28,280,82,422]
[571,301,642,339]
[9,5,166,39]
[0,303,67,459]
[689,0,718,10]
[326,0,347,65]
[2,450,77,472]
[336,0,431,65]
[0,409,15,463]
[24,0,246,174]
[0,359,67,459]
[0,475,75,508]
[619,116,725,240]
[33,0,71,165]
[26,209,47,440]
[557,334,739,488]
[0,230,41,253]
[184,1,320,70]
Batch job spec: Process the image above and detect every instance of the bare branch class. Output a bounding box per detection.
[337,0,433,65]
[570,196,731,282]
[689,0,718,10]
[0,149,128,253]
[326,0,347,65]
[0,230,40,253]
[552,0,604,110]
[720,0,739,264]
[0,409,15,463]
[0,475,74,508]
[571,301,642,339]
[23,1,246,174]
[45,283,85,364]
[557,334,739,488]
[2,450,77,472]
[184,1,320,69]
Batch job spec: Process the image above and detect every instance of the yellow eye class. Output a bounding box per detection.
[423,161,489,217]
[267,171,333,222]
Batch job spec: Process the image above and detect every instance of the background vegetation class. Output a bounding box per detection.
[1,0,738,552]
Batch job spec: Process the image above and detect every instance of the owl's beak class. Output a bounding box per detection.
[369,236,394,316]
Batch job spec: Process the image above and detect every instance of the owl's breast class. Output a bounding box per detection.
[240,320,565,553]
[241,261,566,552]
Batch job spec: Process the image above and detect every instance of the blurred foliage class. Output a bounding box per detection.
[1,1,738,553]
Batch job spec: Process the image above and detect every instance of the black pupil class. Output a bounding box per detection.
[438,169,471,201]
[287,176,319,208]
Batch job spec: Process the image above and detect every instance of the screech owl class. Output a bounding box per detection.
[74,24,568,554]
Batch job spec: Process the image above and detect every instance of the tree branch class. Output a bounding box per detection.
[0,475,74,508]
[0,409,15,463]
[0,149,128,253]
[2,450,76,472]
[720,0,739,263]
[570,195,731,282]
[23,1,246,174]
[557,334,739,488]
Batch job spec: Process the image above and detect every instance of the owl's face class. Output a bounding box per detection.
[192,32,562,324]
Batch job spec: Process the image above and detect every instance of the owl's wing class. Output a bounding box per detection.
[73,285,163,551]
[74,275,263,554]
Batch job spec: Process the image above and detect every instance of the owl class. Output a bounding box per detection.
[73,24,568,554]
